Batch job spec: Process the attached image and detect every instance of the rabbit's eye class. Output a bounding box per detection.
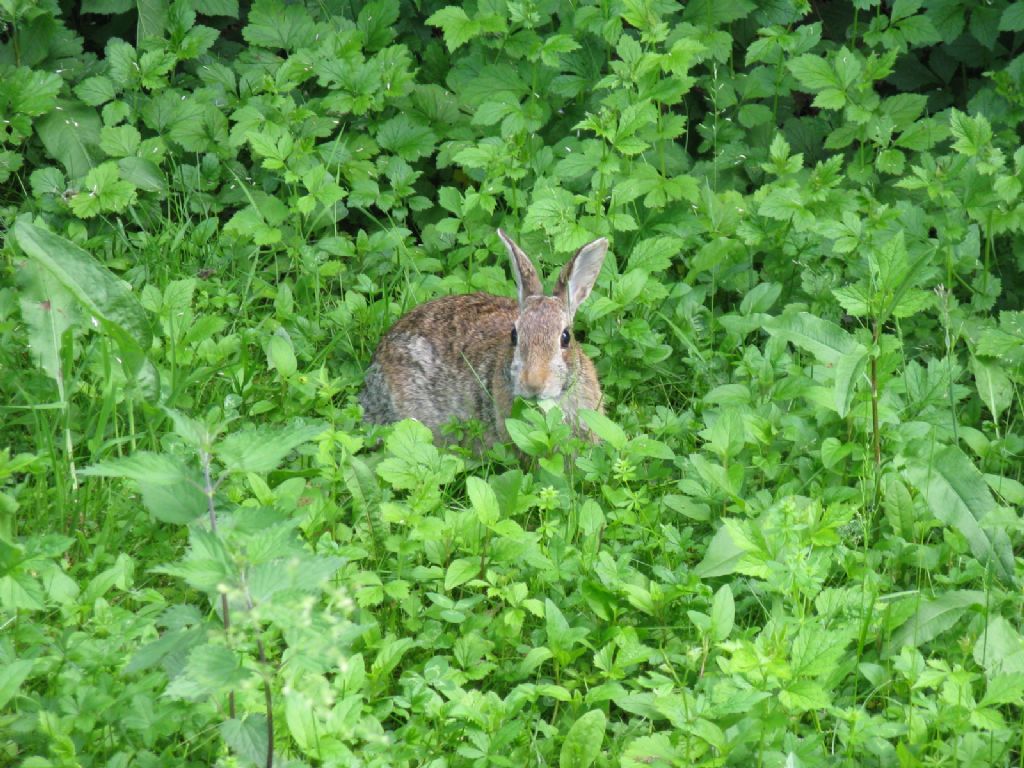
[560,329,571,348]
[511,327,518,346]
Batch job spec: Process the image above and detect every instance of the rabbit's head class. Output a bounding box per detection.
[498,230,609,400]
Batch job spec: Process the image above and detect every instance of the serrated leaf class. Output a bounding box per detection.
[12,220,155,391]
[376,115,437,161]
[35,101,103,178]
[426,6,476,51]
[242,0,316,50]
[74,75,117,107]
[99,124,141,157]
[764,312,860,366]
[787,54,838,90]
[221,716,269,767]
[81,451,192,485]
[214,420,325,473]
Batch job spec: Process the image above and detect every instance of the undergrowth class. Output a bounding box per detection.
[2,0,1024,766]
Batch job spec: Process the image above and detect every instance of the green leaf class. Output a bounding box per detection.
[764,312,861,366]
[74,75,117,107]
[694,524,745,578]
[950,109,992,157]
[242,0,316,50]
[194,0,238,15]
[974,617,1024,675]
[466,476,500,526]
[904,447,1015,584]
[70,161,137,216]
[710,584,735,642]
[99,124,141,158]
[16,260,78,385]
[426,6,476,51]
[787,54,838,90]
[444,558,478,591]
[886,591,986,655]
[579,410,626,450]
[214,420,325,473]
[971,358,1012,420]
[1000,2,1024,31]
[560,709,606,768]
[267,334,297,377]
[81,451,192,485]
[35,101,103,178]
[0,659,34,709]
[834,348,869,418]
[221,716,269,767]
[12,220,155,391]
[376,115,437,161]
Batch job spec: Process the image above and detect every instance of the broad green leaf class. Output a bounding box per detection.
[74,75,116,106]
[267,334,297,377]
[221,716,269,767]
[580,409,626,450]
[426,6,476,51]
[444,558,478,591]
[886,590,986,655]
[764,312,861,366]
[710,584,734,642]
[0,659,33,709]
[974,617,1024,675]
[787,54,838,91]
[12,220,156,393]
[16,260,78,385]
[214,420,325,473]
[376,115,437,161]
[971,357,1012,420]
[834,348,869,417]
[1000,2,1024,31]
[560,709,606,768]
[466,476,500,526]
[694,524,745,578]
[904,446,1015,584]
[35,100,102,177]
[242,0,316,50]
[980,673,1024,707]
[81,451,192,485]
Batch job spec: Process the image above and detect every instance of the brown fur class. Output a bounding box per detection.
[360,230,608,448]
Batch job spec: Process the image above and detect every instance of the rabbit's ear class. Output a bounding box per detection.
[499,229,544,305]
[555,237,609,318]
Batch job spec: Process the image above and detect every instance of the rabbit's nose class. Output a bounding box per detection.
[520,370,547,397]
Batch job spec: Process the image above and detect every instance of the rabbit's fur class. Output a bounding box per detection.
[360,230,609,447]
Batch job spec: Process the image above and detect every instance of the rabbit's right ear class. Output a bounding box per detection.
[498,229,543,306]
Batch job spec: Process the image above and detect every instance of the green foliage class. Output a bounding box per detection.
[2,0,1024,766]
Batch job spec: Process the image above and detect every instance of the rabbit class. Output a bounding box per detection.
[360,229,609,448]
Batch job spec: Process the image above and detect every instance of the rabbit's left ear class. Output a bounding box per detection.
[498,229,544,306]
[555,238,609,318]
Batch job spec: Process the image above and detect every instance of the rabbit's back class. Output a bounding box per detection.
[360,292,516,439]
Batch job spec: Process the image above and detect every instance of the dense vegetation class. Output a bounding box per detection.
[2,0,1024,765]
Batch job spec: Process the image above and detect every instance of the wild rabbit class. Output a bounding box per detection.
[360,229,609,447]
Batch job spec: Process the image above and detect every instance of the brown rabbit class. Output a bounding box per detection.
[360,229,609,447]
